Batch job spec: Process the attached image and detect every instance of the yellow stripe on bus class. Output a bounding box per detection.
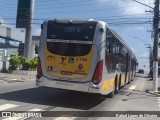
[102,77,115,93]
[102,74,126,93]
[121,74,125,85]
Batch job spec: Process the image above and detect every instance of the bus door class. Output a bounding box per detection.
[125,53,129,83]
[128,55,131,82]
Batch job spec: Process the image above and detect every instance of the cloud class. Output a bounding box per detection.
[134,26,145,31]
[0,18,5,24]
[131,47,136,52]
[33,28,41,35]
[97,0,154,15]
[118,1,146,15]
[97,0,112,2]
[0,18,13,28]
[142,52,148,57]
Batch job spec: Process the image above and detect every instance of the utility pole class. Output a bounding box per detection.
[23,0,34,59]
[153,0,159,91]
[146,45,153,74]
[132,0,159,91]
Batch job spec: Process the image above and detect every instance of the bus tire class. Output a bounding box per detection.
[108,91,114,98]
[108,76,118,98]
[114,76,119,94]
[118,75,121,89]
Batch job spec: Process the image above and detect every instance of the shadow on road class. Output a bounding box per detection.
[0,87,106,110]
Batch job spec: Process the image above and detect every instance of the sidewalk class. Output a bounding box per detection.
[145,75,160,96]
[0,72,36,81]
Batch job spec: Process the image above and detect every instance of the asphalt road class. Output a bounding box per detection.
[0,75,159,120]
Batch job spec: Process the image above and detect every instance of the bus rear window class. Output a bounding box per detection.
[47,21,97,41]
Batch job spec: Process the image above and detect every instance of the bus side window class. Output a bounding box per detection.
[106,28,113,54]
[105,39,109,50]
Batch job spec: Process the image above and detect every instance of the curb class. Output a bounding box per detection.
[0,77,36,81]
[146,90,160,96]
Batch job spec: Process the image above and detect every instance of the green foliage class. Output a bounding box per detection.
[22,59,30,70]
[9,56,38,71]
[29,57,38,70]
[9,56,22,70]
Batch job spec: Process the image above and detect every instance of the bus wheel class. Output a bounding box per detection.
[108,91,114,98]
[118,76,121,90]
[128,80,130,84]
[114,76,119,94]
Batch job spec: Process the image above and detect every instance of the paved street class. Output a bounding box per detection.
[0,73,159,120]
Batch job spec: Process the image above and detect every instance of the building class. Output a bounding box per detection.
[0,24,25,70]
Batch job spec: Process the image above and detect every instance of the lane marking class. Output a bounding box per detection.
[129,85,136,90]
[2,117,22,120]
[28,108,43,111]
[11,79,18,80]
[0,104,18,111]
[54,117,76,120]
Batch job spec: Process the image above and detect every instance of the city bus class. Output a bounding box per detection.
[36,18,137,97]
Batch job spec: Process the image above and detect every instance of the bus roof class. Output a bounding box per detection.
[46,18,98,24]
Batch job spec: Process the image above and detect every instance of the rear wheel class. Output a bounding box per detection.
[118,76,121,90]
[128,80,131,84]
[108,76,119,98]
[108,91,114,98]
[114,76,119,94]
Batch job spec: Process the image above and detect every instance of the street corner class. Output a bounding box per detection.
[145,90,160,96]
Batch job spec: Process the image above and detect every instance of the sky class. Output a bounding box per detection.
[0,0,156,73]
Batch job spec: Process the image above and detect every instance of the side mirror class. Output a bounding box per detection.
[41,24,44,30]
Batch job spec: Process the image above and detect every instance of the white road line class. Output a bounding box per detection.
[129,85,136,90]
[10,79,18,80]
[54,117,76,120]
[0,104,18,111]
[2,117,22,120]
[28,108,43,111]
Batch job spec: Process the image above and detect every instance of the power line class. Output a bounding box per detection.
[0,1,154,12]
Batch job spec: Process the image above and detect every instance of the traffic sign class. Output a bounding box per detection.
[16,0,31,28]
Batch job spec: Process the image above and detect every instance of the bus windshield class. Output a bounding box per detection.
[47,21,97,41]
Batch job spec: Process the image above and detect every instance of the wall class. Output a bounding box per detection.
[0,25,25,42]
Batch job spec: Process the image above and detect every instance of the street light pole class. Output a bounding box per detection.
[153,0,159,92]
[132,0,159,91]
[146,45,153,75]
[152,0,159,92]
[23,0,34,59]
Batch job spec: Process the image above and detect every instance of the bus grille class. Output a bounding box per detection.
[47,42,92,56]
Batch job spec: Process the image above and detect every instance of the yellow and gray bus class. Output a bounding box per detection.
[36,18,137,97]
